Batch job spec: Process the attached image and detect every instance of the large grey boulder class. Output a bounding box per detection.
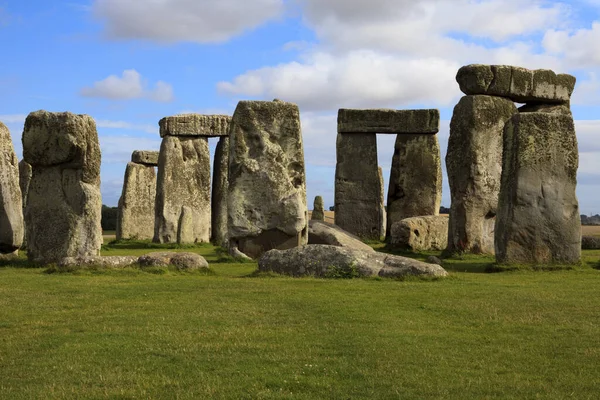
[22,111,102,264]
[211,136,229,248]
[335,133,383,239]
[311,195,325,221]
[228,100,308,259]
[446,95,517,254]
[0,122,24,253]
[258,245,448,278]
[389,216,448,251]
[159,114,231,137]
[116,161,157,241]
[137,251,209,270]
[154,136,211,244]
[495,112,580,264]
[456,64,576,104]
[58,256,138,268]
[308,220,375,252]
[387,134,442,234]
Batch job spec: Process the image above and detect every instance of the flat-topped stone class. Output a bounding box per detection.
[337,109,440,134]
[159,114,231,137]
[456,64,576,103]
[131,150,159,165]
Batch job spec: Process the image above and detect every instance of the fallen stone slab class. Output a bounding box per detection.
[308,220,375,252]
[389,216,448,251]
[258,245,448,278]
[456,64,576,104]
[159,114,231,137]
[137,251,209,270]
[337,108,440,134]
[58,256,139,268]
[131,150,159,166]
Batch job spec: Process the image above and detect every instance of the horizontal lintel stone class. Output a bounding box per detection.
[159,114,231,137]
[337,108,440,134]
[131,150,159,166]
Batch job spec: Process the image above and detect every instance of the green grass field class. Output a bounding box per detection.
[1,242,599,399]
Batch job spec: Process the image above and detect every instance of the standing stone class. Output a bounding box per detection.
[228,100,308,259]
[211,136,229,247]
[378,167,386,239]
[495,112,580,264]
[446,95,517,254]
[116,152,158,241]
[0,122,24,253]
[177,206,194,244]
[22,111,102,263]
[312,195,325,221]
[335,133,381,239]
[386,134,441,235]
[18,160,32,249]
[154,136,211,243]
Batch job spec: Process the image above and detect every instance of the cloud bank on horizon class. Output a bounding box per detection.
[0,0,598,213]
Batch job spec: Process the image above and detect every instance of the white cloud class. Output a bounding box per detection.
[80,69,174,102]
[99,135,161,164]
[0,114,26,124]
[543,22,600,68]
[93,0,283,43]
[571,73,600,105]
[96,119,157,134]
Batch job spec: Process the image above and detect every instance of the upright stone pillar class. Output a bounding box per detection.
[18,160,31,249]
[495,110,580,264]
[228,100,308,259]
[311,195,325,221]
[0,122,24,253]
[335,108,439,240]
[155,114,231,244]
[446,95,517,254]
[378,167,386,239]
[386,134,442,235]
[211,136,229,247]
[22,111,102,264]
[116,151,158,241]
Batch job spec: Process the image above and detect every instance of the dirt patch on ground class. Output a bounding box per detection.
[582,225,600,237]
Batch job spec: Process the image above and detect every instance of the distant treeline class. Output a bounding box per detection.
[581,214,600,226]
[102,205,118,231]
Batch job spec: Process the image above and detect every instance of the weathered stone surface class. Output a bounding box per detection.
[131,150,159,166]
[335,133,383,239]
[386,134,442,234]
[22,111,102,264]
[177,206,194,244]
[456,64,576,103]
[338,109,440,134]
[58,256,138,268]
[258,245,448,278]
[159,114,231,138]
[311,195,325,221]
[228,100,308,259]
[495,112,580,264]
[0,122,24,253]
[116,162,156,241]
[378,166,386,239]
[211,136,229,247]
[308,220,375,252]
[137,251,209,270]
[446,96,517,254]
[18,160,31,249]
[425,255,443,266]
[389,216,448,251]
[154,136,211,244]
[518,103,572,115]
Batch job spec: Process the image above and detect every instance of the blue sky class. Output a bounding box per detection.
[1,0,599,214]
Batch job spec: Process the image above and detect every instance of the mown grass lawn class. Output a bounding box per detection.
[0,242,599,399]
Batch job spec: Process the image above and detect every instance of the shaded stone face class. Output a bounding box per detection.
[0,122,24,253]
[159,114,231,138]
[446,95,517,254]
[334,133,383,240]
[456,64,576,104]
[22,111,102,263]
[495,112,580,264]
[154,136,211,244]
[228,100,308,259]
[337,108,440,134]
[116,162,156,241]
[211,136,229,248]
[131,150,159,166]
[389,216,448,252]
[18,160,32,248]
[386,134,442,234]
[311,195,325,221]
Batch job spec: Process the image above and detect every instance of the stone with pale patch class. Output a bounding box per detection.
[0,122,24,253]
